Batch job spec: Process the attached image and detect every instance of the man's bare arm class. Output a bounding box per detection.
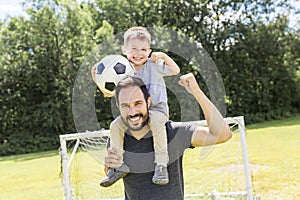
[178,73,232,147]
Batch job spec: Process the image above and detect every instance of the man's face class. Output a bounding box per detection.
[123,38,151,67]
[118,85,150,131]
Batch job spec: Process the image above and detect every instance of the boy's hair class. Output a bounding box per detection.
[123,26,151,45]
[115,76,150,105]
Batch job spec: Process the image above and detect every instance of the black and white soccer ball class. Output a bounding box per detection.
[94,55,135,97]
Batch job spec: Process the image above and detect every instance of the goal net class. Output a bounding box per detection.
[59,116,258,200]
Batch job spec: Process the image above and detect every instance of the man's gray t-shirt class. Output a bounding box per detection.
[134,59,175,117]
[122,121,196,200]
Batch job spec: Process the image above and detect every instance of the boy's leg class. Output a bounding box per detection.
[109,116,127,157]
[100,116,130,187]
[148,110,169,185]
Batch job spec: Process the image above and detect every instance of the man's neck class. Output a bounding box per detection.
[128,124,151,140]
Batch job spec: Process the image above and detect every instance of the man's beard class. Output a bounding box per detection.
[122,110,149,131]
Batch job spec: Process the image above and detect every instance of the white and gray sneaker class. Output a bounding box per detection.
[152,164,169,185]
[100,163,130,187]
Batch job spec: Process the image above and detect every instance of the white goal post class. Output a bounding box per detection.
[59,116,258,200]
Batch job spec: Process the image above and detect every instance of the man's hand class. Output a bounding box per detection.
[178,73,199,94]
[104,148,124,171]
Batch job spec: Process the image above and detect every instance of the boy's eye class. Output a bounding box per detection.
[129,48,150,53]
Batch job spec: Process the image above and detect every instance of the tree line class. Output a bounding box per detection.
[0,0,299,155]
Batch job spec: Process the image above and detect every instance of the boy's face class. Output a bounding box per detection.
[122,38,151,67]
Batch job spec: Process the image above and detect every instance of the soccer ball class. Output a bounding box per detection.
[94,55,135,97]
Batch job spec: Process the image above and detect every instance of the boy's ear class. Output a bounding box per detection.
[147,97,152,108]
[122,46,127,55]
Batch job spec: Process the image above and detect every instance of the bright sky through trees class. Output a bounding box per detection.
[0,0,299,29]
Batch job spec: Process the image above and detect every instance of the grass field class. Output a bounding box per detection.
[0,115,299,200]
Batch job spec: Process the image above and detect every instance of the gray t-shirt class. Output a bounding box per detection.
[123,121,196,200]
[134,59,175,117]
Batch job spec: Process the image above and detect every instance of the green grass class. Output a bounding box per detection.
[0,115,299,200]
[245,115,300,200]
[0,151,63,200]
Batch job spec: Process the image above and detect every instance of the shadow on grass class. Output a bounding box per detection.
[247,114,300,129]
[0,150,59,162]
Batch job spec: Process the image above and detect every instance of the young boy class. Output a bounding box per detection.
[97,26,180,187]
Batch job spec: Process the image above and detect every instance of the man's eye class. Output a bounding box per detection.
[135,102,143,106]
[132,48,137,51]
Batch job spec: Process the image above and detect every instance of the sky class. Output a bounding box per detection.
[0,0,27,20]
[0,0,299,28]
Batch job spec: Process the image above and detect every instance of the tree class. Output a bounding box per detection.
[1,0,299,155]
[94,0,299,123]
[0,0,99,155]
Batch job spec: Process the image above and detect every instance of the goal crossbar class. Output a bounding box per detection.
[59,116,255,200]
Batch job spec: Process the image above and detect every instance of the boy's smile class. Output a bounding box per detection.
[123,38,151,68]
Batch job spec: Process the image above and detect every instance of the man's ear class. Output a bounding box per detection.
[147,97,152,108]
[148,49,152,58]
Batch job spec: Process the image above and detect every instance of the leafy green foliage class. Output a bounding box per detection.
[218,18,300,123]
[0,0,99,155]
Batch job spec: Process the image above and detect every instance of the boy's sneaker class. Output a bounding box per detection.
[152,165,169,185]
[99,163,130,187]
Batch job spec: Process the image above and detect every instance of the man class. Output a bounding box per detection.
[104,73,232,200]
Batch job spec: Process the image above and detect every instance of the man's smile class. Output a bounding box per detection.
[127,114,143,124]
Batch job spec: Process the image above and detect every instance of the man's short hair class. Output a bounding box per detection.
[123,26,151,45]
[115,76,150,105]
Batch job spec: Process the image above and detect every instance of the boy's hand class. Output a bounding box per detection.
[150,52,180,75]
[150,52,165,65]
[91,64,113,98]
[91,64,97,82]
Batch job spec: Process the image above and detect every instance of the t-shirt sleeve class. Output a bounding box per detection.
[166,121,196,163]
[154,61,175,76]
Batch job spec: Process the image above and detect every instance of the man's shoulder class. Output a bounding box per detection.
[166,120,196,130]
[165,120,196,138]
